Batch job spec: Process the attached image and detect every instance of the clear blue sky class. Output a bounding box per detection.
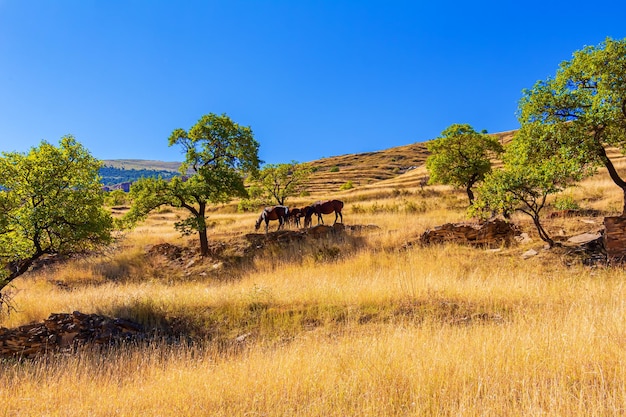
[1,1,625,165]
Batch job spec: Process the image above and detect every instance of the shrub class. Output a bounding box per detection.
[340,181,354,191]
[553,194,580,211]
[329,166,340,172]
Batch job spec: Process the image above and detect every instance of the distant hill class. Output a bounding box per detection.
[99,160,181,186]
[101,159,181,171]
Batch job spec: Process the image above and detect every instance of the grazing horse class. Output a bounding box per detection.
[288,207,302,228]
[255,205,289,233]
[300,205,313,228]
[304,200,344,227]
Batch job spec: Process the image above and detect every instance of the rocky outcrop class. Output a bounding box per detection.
[0,311,145,359]
[604,216,626,262]
[419,219,520,248]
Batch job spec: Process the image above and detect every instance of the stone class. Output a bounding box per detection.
[566,232,602,245]
[604,217,626,262]
[521,249,538,259]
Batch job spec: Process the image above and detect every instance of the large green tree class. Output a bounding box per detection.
[426,123,503,205]
[472,125,592,247]
[126,113,260,256]
[518,37,626,214]
[253,161,312,206]
[0,136,113,293]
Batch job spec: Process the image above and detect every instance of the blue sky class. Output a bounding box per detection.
[1,1,625,165]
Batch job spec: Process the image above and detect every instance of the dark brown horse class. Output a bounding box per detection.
[300,205,312,228]
[288,207,302,228]
[304,200,343,227]
[255,205,289,233]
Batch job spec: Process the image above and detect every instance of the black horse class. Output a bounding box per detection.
[255,205,289,233]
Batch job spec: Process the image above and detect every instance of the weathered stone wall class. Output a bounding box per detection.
[0,311,145,359]
[419,219,519,248]
[604,216,626,261]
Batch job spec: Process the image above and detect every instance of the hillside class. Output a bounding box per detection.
[300,129,517,195]
[97,129,516,193]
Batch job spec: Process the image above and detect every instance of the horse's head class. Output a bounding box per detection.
[255,213,264,230]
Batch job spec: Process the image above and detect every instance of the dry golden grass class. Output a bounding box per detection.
[3,154,626,416]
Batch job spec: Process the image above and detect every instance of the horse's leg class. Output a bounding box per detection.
[334,210,343,224]
[278,217,284,231]
[317,213,323,225]
[265,219,269,234]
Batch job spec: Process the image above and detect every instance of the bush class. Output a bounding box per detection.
[340,181,354,190]
[329,166,340,172]
[553,194,580,211]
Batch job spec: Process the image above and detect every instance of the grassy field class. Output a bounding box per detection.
[2,149,626,415]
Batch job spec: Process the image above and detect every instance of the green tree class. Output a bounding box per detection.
[472,126,591,247]
[518,37,626,214]
[104,189,130,206]
[0,136,113,294]
[252,161,312,206]
[426,123,503,205]
[125,113,260,256]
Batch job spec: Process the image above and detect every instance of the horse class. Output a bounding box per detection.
[304,200,344,227]
[300,205,313,228]
[287,207,302,228]
[255,205,289,233]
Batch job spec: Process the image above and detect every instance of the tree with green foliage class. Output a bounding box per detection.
[518,37,626,214]
[471,125,592,247]
[0,136,114,295]
[104,189,131,207]
[125,113,260,256]
[426,123,503,205]
[252,161,312,206]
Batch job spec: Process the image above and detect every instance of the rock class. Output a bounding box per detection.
[604,217,626,262]
[562,233,607,266]
[566,232,602,245]
[521,249,538,259]
[514,233,532,244]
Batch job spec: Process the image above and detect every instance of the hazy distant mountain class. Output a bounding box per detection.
[100,160,181,186]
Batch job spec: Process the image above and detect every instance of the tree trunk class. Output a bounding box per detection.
[466,184,475,205]
[197,202,209,256]
[1,250,49,293]
[198,227,209,256]
[597,143,626,216]
[533,214,554,247]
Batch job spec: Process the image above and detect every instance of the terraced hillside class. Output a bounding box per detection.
[302,129,517,196]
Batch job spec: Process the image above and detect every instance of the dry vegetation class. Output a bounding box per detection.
[3,139,626,416]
